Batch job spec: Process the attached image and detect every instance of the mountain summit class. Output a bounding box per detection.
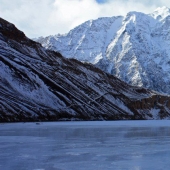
[152,6,170,20]
[36,7,170,94]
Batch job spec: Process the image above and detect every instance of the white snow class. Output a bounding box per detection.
[150,108,160,119]
[36,6,170,94]
[151,6,170,21]
[0,58,65,111]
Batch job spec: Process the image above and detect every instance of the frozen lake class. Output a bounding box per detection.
[1,121,170,170]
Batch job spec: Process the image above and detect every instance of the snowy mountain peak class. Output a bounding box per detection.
[36,7,170,94]
[154,6,170,13]
[151,6,170,20]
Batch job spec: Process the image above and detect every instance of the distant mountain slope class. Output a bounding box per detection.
[1,17,170,122]
[36,6,170,94]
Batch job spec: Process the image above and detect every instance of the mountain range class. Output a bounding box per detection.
[1,16,170,122]
[36,6,170,94]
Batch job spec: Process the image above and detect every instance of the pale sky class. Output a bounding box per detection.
[0,0,169,38]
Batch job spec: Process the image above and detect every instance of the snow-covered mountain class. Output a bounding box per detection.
[36,6,170,94]
[1,17,170,122]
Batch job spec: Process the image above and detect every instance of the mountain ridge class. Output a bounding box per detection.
[36,6,170,94]
[1,17,170,121]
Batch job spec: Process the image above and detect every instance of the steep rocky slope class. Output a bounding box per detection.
[1,18,170,122]
[37,6,170,94]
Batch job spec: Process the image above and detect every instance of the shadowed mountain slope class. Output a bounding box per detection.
[1,18,170,122]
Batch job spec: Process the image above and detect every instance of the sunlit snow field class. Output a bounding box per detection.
[1,121,170,170]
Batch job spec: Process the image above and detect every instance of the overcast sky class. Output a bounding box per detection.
[0,0,169,38]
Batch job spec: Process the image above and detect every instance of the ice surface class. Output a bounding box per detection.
[0,121,170,170]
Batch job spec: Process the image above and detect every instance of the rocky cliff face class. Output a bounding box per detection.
[1,17,170,122]
[36,6,170,94]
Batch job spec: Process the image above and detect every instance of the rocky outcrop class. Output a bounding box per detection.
[129,95,170,119]
[1,17,170,122]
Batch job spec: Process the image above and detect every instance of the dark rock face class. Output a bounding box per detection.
[0,17,170,122]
